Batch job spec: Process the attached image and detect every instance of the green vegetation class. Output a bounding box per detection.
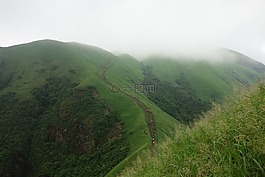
[141,54,265,124]
[103,54,183,177]
[0,42,152,157]
[120,83,265,177]
[0,40,176,176]
[142,64,210,124]
[144,53,265,101]
[0,40,116,98]
[106,54,144,87]
[0,77,129,177]
[106,54,181,141]
[1,40,264,176]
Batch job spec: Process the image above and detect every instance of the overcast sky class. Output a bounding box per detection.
[1,0,265,63]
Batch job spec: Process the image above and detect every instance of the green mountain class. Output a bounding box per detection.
[142,51,265,123]
[0,40,264,176]
[0,40,179,177]
[145,50,265,102]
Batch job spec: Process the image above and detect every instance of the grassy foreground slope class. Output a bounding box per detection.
[120,83,265,177]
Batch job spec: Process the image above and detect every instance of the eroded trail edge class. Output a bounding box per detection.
[97,59,158,146]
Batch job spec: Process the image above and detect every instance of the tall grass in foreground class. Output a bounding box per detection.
[119,84,265,177]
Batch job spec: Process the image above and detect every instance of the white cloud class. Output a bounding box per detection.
[0,0,265,63]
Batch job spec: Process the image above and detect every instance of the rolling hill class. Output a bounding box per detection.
[142,51,265,123]
[0,40,264,176]
[0,40,180,177]
[144,50,265,101]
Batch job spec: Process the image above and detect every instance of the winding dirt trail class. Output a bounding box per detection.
[97,59,158,146]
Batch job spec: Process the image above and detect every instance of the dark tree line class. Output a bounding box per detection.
[142,65,211,124]
[0,77,129,177]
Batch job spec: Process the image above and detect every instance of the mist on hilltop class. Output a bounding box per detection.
[1,0,265,63]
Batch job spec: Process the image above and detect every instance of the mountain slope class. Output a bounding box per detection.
[120,83,265,177]
[0,40,116,97]
[106,54,181,141]
[144,50,265,101]
[0,40,130,176]
[104,54,182,176]
[0,40,180,177]
[0,40,264,176]
[142,51,265,123]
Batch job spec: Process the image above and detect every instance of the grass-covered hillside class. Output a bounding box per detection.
[144,51,265,102]
[0,40,130,176]
[120,83,265,177]
[0,40,264,176]
[106,54,180,141]
[104,54,182,177]
[0,40,116,97]
[106,51,265,125]
[0,78,129,177]
[143,51,265,123]
[0,40,180,176]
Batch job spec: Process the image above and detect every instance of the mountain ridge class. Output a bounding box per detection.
[0,40,264,176]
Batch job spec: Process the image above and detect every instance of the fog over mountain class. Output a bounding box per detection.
[1,0,265,63]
